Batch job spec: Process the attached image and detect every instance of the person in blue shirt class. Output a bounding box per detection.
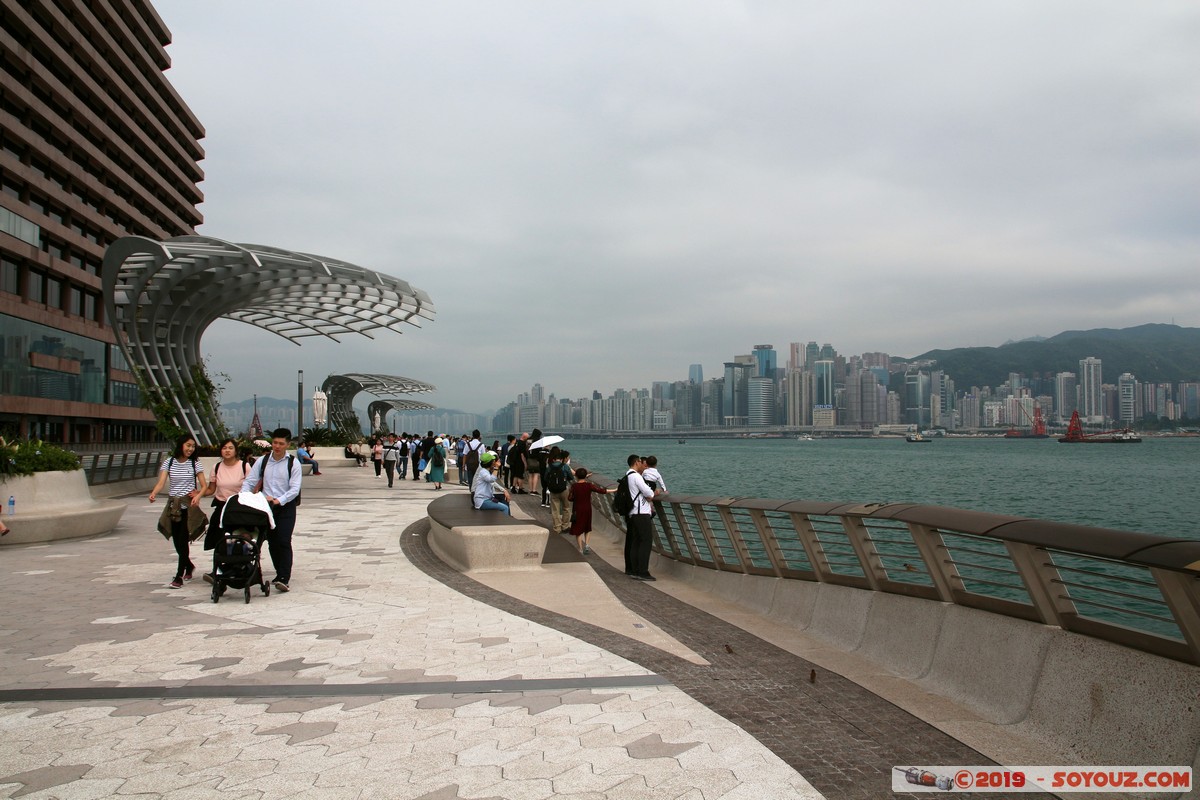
[472,452,510,514]
[295,442,322,475]
[241,428,303,592]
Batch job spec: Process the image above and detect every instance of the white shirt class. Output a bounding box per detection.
[626,470,655,515]
[642,467,666,493]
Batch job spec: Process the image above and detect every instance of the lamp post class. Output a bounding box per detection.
[297,370,303,436]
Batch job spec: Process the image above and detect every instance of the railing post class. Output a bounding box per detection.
[749,509,785,578]
[653,502,684,559]
[907,523,959,603]
[693,502,733,571]
[669,503,700,565]
[1151,568,1200,665]
[840,516,886,590]
[716,506,751,575]
[1004,542,1074,627]
[789,511,831,582]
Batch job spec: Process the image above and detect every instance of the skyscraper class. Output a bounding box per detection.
[1080,357,1103,423]
[1054,372,1078,422]
[752,344,777,378]
[1117,373,1137,425]
[688,364,703,384]
[748,376,774,426]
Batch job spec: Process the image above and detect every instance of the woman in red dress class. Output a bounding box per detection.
[568,468,609,555]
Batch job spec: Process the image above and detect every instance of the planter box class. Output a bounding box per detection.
[0,470,126,545]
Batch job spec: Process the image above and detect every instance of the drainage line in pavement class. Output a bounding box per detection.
[0,674,670,703]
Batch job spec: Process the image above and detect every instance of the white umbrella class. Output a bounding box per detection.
[312,389,328,426]
[530,434,564,450]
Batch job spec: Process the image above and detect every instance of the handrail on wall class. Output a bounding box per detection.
[588,476,1200,666]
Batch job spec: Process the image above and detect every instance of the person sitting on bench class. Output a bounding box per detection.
[472,452,510,514]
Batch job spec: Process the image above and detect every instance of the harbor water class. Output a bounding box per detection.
[564,436,1200,540]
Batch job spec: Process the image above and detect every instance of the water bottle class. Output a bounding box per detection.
[7,496,13,516]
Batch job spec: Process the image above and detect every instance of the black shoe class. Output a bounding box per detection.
[629,574,645,581]
[639,574,657,582]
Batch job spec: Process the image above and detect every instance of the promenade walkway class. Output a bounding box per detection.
[0,466,991,799]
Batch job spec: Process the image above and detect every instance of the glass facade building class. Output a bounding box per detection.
[0,0,204,443]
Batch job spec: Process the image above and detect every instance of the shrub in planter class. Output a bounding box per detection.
[0,439,82,480]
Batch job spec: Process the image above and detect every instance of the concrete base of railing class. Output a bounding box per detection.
[0,471,127,545]
[427,494,548,572]
[637,548,1200,774]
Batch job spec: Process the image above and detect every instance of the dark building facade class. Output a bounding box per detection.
[0,0,204,444]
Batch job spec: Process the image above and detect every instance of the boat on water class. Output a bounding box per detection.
[1005,405,1051,439]
[796,434,814,441]
[906,432,931,443]
[1057,411,1142,443]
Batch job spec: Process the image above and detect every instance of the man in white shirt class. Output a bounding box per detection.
[241,428,303,592]
[623,454,661,582]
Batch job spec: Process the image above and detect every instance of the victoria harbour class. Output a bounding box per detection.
[567,435,1200,539]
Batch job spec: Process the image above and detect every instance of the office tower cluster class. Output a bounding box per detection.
[503,347,1198,434]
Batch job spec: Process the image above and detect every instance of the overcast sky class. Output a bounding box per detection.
[153,1,1200,415]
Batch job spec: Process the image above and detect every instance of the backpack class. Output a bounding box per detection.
[465,441,482,470]
[545,462,569,494]
[431,446,445,468]
[612,470,635,517]
[255,454,301,506]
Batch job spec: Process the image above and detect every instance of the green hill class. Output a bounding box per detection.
[907,324,1200,389]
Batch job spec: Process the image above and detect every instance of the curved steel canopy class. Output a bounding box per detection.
[367,398,438,432]
[102,235,435,444]
[321,373,437,434]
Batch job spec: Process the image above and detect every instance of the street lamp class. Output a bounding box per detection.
[297,370,303,435]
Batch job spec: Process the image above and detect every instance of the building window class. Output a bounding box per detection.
[0,206,41,246]
[27,269,44,303]
[46,276,62,308]
[68,285,82,316]
[83,291,97,321]
[0,258,18,295]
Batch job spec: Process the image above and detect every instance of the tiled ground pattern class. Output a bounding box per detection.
[0,478,820,799]
[404,496,1000,800]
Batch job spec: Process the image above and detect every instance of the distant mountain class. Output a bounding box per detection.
[908,324,1200,389]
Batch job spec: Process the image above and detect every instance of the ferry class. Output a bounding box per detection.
[906,432,931,443]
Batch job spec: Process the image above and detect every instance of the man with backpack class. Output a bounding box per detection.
[463,430,485,488]
[617,454,660,581]
[239,427,303,593]
[544,447,574,534]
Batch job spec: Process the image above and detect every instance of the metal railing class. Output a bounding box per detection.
[590,479,1200,666]
[79,451,167,486]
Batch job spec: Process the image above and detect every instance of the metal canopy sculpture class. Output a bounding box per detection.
[102,235,434,444]
[321,373,436,435]
[367,398,436,432]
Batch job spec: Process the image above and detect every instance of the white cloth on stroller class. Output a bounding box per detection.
[219,491,276,530]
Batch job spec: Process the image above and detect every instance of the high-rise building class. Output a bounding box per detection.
[1117,373,1137,425]
[1,1,206,443]
[1054,372,1078,422]
[752,344,776,378]
[688,364,703,384]
[812,360,836,408]
[722,360,751,425]
[1080,357,1103,423]
[747,376,774,426]
[904,370,931,427]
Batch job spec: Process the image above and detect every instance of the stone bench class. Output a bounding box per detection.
[0,470,127,545]
[426,493,548,572]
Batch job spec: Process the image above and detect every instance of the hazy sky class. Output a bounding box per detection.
[153,1,1200,414]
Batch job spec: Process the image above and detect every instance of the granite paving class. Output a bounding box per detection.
[0,468,821,799]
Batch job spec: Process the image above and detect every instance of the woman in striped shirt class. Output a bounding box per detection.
[149,433,208,588]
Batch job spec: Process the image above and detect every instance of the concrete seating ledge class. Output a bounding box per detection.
[0,470,126,545]
[426,493,548,572]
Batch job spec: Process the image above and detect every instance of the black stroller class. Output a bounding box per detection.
[211,494,272,604]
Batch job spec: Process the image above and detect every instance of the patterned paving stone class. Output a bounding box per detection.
[0,474,826,799]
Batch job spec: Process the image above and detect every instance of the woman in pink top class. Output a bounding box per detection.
[200,438,252,582]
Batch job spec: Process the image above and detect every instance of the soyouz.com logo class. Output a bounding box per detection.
[893,766,1192,793]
